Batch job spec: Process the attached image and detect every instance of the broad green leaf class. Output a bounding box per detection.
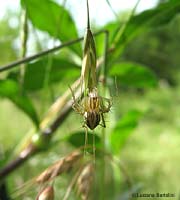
[110,110,143,154]
[21,0,81,55]
[111,0,180,59]
[9,57,80,91]
[109,62,158,88]
[24,57,80,91]
[0,80,39,126]
[67,131,101,148]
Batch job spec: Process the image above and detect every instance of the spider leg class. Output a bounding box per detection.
[100,113,106,128]
[69,85,85,115]
[99,97,112,113]
[69,85,76,102]
[72,101,84,114]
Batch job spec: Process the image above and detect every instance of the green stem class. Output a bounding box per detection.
[100,128,105,200]
[0,30,107,73]
[43,0,68,104]
[112,0,141,47]
[102,31,109,84]
[86,0,90,29]
[105,0,119,19]
[100,30,109,200]
[20,9,28,92]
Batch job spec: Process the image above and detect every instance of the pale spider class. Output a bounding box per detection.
[70,87,112,130]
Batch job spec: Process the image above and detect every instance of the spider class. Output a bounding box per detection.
[70,87,112,130]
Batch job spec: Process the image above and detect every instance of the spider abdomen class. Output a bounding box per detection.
[84,111,100,130]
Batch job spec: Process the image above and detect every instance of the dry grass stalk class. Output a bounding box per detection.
[36,185,54,200]
[36,150,82,184]
[77,163,94,200]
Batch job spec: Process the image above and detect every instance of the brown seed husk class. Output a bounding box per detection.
[36,150,82,184]
[36,185,54,200]
[81,28,97,95]
[77,163,94,200]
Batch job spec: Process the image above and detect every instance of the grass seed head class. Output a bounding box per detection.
[36,185,54,200]
[36,150,82,184]
[81,29,97,95]
[65,150,82,168]
[77,163,94,200]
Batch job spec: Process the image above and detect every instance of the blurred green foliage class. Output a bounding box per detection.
[0,80,39,126]
[0,11,19,66]
[123,14,180,85]
[109,62,157,88]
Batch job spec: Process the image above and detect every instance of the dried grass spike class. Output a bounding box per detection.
[77,163,94,200]
[36,185,54,200]
[35,159,64,184]
[35,166,55,184]
[36,150,82,184]
[65,150,82,163]
[51,150,82,178]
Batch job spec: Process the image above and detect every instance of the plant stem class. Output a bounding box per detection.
[0,30,106,73]
[100,30,109,200]
[20,9,28,91]
[0,143,37,181]
[86,0,90,29]
[105,0,119,19]
[100,128,105,200]
[43,0,68,103]
[112,0,141,47]
[0,97,72,181]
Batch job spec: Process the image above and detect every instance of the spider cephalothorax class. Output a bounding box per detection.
[71,88,111,130]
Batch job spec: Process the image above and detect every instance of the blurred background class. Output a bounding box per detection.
[0,0,180,199]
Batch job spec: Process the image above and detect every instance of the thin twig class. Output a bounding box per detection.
[99,30,109,200]
[0,30,106,73]
[0,143,37,180]
[43,0,68,102]
[19,8,28,88]
[112,0,141,47]
[105,0,119,19]
[86,0,90,29]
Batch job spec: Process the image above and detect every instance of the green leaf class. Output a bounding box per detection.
[112,0,180,58]
[67,131,101,148]
[0,80,39,126]
[9,57,80,91]
[109,62,158,88]
[21,0,81,55]
[110,110,143,154]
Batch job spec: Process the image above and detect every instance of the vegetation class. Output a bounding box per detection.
[0,0,180,199]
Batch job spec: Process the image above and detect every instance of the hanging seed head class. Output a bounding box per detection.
[81,28,97,96]
[36,185,54,200]
[36,150,82,184]
[77,163,94,200]
[81,0,97,95]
